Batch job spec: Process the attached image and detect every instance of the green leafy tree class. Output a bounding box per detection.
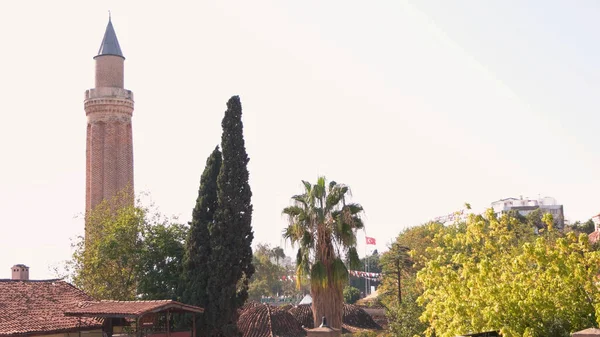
[394,222,444,270]
[568,219,595,235]
[417,210,600,337]
[343,286,361,304]
[138,221,187,300]
[70,191,186,301]
[380,243,412,305]
[206,96,254,337]
[283,177,364,329]
[182,146,222,336]
[71,191,145,300]
[379,222,444,337]
[248,243,286,300]
[385,275,428,337]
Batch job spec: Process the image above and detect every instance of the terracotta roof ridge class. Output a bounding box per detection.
[97,299,174,303]
[265,304,274,337]
[0,278,64,282]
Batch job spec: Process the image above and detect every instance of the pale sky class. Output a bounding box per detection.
[1,1,599,280]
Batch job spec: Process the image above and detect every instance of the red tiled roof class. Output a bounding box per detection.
[0,279,102,336]
[65,300,204,318]
[237,304,305,337]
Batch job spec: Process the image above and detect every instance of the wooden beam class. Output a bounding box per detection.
[136,317,141,337]
[192,313,196,337]
[166,310,171,337]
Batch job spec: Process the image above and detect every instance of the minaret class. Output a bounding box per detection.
[85,16,134,215]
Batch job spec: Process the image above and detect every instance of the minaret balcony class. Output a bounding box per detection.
[85,87,134,101]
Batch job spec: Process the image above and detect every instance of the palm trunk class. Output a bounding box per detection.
[312,227,344,329]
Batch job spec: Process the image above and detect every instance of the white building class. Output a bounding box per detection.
[491,196,564,227]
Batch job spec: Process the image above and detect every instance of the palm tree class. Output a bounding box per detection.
[270,246,285,266]
[282,177,364,329]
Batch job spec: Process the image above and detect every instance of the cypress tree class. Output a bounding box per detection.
[206,96,255,337]
[182,146,222,335]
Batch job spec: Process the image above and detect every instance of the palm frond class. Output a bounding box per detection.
[317,176,327,190]
[336,221,356,247]
[302,180,312,193]
[352,216,364,230]
[345,203,364,215]
[326,188,343,211]
[301,230,314,248]
[313,182,325,203]
[346,247,361,270]
[331,257,349,288]
[283,222,306,246]
[291,194,308,205]
[296,248,312,289]
[282,205,304,217]
[310,261,328,289]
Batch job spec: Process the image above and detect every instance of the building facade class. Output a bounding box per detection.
[84,17,135,218]
[491,196,564,227]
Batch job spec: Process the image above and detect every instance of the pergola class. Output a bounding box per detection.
[65,300,204,337]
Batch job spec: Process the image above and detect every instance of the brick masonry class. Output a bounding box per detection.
[84,55,134,216]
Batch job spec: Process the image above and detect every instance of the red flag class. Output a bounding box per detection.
[366,236,376,245]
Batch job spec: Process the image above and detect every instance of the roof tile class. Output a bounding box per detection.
[65,300,203,317]
[0,280,102,336]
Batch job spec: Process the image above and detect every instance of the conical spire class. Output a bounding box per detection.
[96,14,124,58]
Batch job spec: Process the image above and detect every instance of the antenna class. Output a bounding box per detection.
[108,10,111,21]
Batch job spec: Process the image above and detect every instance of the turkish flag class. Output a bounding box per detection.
[366,236,376,245]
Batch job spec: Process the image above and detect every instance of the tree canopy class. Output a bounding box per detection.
[206,96,254,337]
[417,210,600,337]
[379,222,444,337]
[248,243,299,301]
[182,146,222,310]
[283,177,364,329]
[69,192,186,301]
[137,220,187,300]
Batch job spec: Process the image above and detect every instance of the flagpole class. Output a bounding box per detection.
[367,246,371,295]
[364,235,367,297]
[363,234,377,296]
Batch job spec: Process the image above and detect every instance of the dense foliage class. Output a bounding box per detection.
[182,146,222,336]
[343,286,361,304]
[380,243,412,305]
[417,210,600,337]
[206,96,255,337]
[568,218,595,235]
[379,222,443,337]
[249,243,284,300]
[385,275,428,337]
[70,191,186,301]
[283,177,364,329]
[137,220,187,300]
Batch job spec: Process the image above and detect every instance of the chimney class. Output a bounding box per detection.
[11,264,29,281]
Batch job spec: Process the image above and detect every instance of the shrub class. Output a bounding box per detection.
[344,286,361,304]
